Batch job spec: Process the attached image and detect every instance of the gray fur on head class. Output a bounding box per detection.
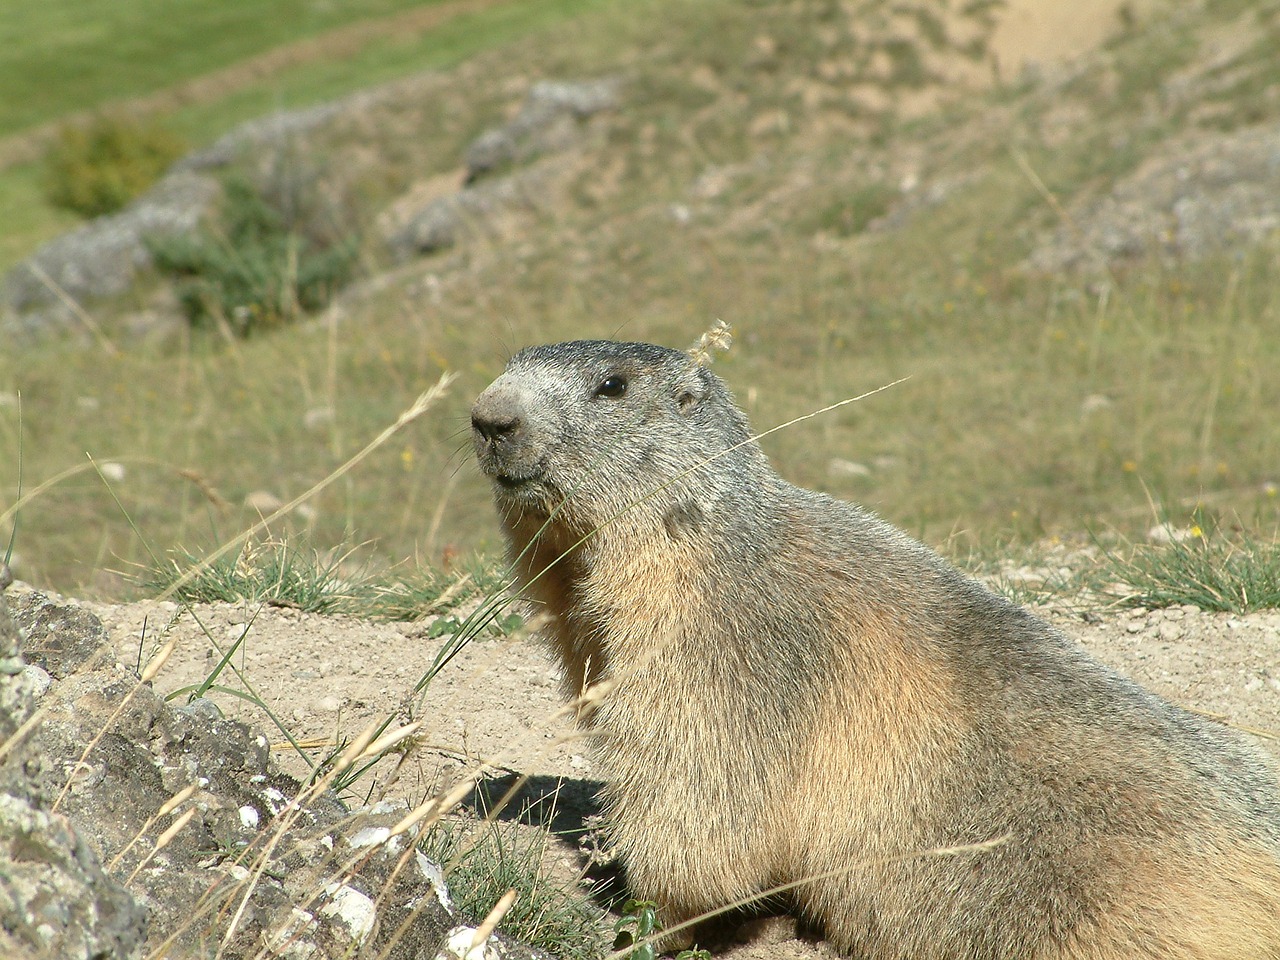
[472,339,765,536]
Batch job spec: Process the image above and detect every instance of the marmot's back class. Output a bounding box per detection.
[471,339,1280,959]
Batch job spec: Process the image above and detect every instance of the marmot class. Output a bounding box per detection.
[470,339,1280,959]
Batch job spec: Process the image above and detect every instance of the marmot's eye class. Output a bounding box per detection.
[596,375,628,399]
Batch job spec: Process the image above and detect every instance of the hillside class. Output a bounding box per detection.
[1,0,1278,597]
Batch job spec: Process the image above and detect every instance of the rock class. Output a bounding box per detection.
[1028,121,1280,272]
[1146,522,1195,544]
[388,78,620,259]
[828,458,872,478]
[174,103,349,173]
[7,587,112,679]
[0,99,358,343]
[1,171,220,320]
[464,78,621,183]
[388,166,553,257]
[0,584,549,959]
[0,793,148,960]
[0,583,148,960]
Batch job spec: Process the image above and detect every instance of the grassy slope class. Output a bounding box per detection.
[0,0,612,266]
[2,0,1279,594]
[0,0,465,136]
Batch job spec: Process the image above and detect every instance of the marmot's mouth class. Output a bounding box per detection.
[496,473,534,489]
[485,454,547,491]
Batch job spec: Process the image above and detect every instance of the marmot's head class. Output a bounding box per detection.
[471,340,759,536]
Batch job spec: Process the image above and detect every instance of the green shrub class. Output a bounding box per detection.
[42,114,187,218]
[148,171,359,334]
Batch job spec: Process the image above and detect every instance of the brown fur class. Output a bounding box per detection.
[471,340,1280,959]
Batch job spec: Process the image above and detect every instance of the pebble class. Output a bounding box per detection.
[828,459,872,478]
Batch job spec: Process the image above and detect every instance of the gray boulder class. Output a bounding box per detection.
[0,100,356,342]
[388,78,620,259]
[0,575,147,960]
[0,580,551,959]
[464,78,621,183]
[0,171,219,328]
[1028,121,1280,272]
[388,165,555,258]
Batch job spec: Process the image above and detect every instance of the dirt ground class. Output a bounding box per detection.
[72,583,1280,959]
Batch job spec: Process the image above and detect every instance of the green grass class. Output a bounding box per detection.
[147,534,519,623]
[0,161,82,267]
[1093,517,1280,613]
[421,814,608,960]
[0,0,459,138]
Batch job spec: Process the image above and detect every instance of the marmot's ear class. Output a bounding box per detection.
[675,370,708,414]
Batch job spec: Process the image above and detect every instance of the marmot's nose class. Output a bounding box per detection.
[471,390,525,445]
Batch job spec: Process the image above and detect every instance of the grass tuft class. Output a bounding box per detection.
[422,813,608,960]
[1093,516,1280,613]
[147,535,504,621]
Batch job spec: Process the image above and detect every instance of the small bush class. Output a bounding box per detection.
[148,170,359,335]
[43,114,187,218]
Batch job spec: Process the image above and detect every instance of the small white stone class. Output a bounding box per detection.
[438,926,496,960]
[268,908,318,959]
[1146,523,1193,544]
[416,852,452,908]
[239,806,260,831]
[21,664,52,700]
[348,826,391,849]
[244,490,285,514]
[1080,393,1112,415]
[320,884,376,944]
[828,458,872,478]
